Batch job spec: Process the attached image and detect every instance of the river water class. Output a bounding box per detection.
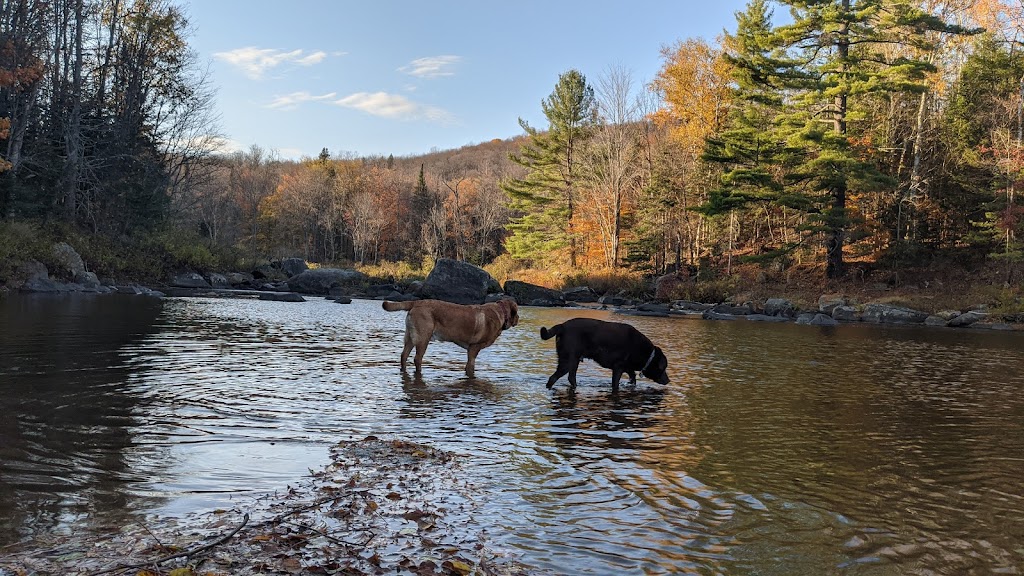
[1,294,1023,574]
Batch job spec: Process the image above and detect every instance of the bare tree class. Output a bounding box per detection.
[230,145,279,261]
[579,65,644,268]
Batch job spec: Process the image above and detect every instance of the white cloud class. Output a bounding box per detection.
[334,92,453,122]
[399,55,461,78]
[266,91,337,110]
[215,47,329,79]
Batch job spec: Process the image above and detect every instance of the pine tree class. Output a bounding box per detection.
[702,0,784,214]
[766,0,974,278]
[502,69,596,267]
[410,163,438,260]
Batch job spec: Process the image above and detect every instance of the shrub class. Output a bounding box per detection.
[0,221,48,283]
[356,260,428,286]
[143,228,218,273]
[483,254,516,285]
[660,277,740,303]
[561,269,650,298]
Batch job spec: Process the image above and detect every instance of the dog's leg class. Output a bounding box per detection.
[545,357,572,389]
[413,342,428,373]
[606,366,622,389]
[545,368,567,388]
[412,334,429,373]
[567,359,581,391]
[627,370,637,385]
[465,345,481,377]
[400,330,414,372]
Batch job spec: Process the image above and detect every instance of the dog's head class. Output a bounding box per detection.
[642,347,670,385]
[496,298,519,330]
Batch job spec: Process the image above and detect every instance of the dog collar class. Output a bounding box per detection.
[491,308,510,330]
[641,348,656,372]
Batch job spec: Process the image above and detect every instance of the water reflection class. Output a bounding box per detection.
[0,294,163,541]
[2,295,1023,574]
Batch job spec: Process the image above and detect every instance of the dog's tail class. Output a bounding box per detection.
[382,300,416,312]
[539,323,563,340]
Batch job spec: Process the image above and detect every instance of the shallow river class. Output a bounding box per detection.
[1,294,1023,574]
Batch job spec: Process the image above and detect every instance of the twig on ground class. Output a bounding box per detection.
[136,521,166,550]
[86,512,250,576]
[276,518,372,549]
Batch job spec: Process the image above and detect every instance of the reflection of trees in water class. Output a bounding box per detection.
[683,323,1024,573]
[0,295,163,545]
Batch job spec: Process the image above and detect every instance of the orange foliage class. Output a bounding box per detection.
[964,0,1024,40]
[650,38,734,155]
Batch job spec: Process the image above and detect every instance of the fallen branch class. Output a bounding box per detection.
[259,488,369,526]
[86,512,250,576]
[277,518,375,549]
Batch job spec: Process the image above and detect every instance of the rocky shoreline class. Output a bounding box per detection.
[5,245,1020,332]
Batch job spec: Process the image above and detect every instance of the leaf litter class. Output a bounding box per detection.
[0,436,534,576]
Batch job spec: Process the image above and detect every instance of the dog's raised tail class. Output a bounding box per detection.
[382,300,416,312]
[539,324,563,340]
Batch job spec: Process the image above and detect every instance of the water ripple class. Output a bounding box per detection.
[2,296,1024,573]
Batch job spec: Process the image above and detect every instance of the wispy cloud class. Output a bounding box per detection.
[266,91,338,110]
[334,92,453,122]
[215,47,329,79]
[399,55,461,78]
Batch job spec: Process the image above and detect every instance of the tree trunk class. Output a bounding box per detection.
[827,0,850,279]
[60,0,84,221]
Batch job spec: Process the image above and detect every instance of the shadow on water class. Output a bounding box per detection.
[3,296,1024,574]
[0,294,163,543]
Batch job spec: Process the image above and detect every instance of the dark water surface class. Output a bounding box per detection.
[2,294,1023,574]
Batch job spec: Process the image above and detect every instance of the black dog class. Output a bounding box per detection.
[540,318,670,391]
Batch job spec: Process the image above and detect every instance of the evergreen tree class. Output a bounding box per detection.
[948,35,1024,281]
[765,0,973,278]
[502,69,596,267]
[410,163,438,261]
[702,0,786,217]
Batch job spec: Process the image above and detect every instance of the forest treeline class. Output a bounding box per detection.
[1,0,1023,292]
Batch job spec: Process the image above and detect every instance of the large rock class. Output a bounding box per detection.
[253,264,289,282]
[563,286,599,303]
[818,294,848,315]
[710,302,755,316]
[796,313,838,326]
[76,271,101,289]
[503,280,565,307]
[171,271,211,288]
[832,306,861,322]
[862,303,928,325]
[598,294,631,307]
[207,273,231,288]
[289,268,367,295]
[17,260,60,292]
[51,242,100,287]
[259,292,306,302]
[948,310,987,328]
[51,242,86,279]
[417,259,499,305]
[673,300,713,312]
[225,272,255,286]
[763,298,796,317]
[278,258,309,278]
[16,260,49,285]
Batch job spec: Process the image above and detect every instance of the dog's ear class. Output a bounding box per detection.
[498,298,518,329]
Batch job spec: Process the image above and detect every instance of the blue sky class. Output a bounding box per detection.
[179,0,751,161]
